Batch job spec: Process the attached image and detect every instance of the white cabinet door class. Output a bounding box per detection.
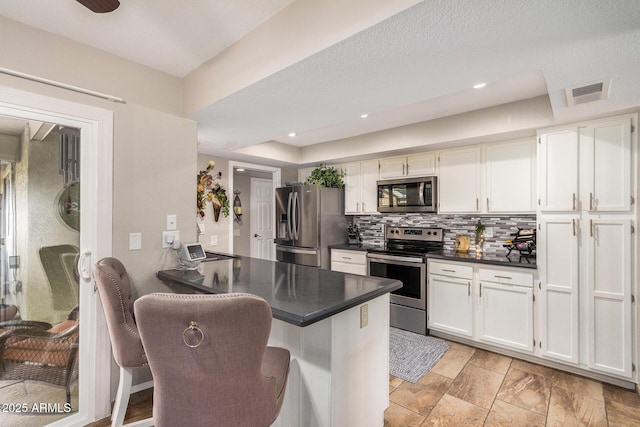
[486,139,536,213]
[438,146,481,213]
[582,118,632,212]
[342,163,362,214]
[406,153,436,177]
[427,274,473,337]
[379,156,407,179]
[538,128,579,212]
[585,217,633,378]
[360,160,379,214]
[477,281,533,352]
[538,216,580,364]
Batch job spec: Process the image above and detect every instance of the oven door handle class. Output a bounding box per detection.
[367,253,425,264]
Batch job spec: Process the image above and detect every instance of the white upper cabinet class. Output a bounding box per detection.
[438,146,482,213]
[342,160,379,215]
[581,118,632,212]
[485,139,536,213]
[539,116,632,213]
[538,128,580,212]
[380,153,435,179]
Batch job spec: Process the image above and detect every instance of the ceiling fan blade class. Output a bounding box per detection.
[76,0,120,13]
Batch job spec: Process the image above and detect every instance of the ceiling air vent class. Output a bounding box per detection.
[565,80,610,106]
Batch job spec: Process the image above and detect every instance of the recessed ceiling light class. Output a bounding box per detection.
[288,132,296,137]
[473,82,487,89]
[360,113,369,118]
[236,168,245,172]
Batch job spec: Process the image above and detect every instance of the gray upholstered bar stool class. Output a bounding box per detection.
[93,258,153,427]
[134,293,291,427]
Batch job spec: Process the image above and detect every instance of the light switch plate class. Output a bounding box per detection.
[129,232,142,251]
[210,234,218,246]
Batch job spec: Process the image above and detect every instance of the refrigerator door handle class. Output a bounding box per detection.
[293,191,300,240]
[287,191,293,241]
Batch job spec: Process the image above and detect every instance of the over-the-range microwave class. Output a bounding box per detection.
[377,176,437,213]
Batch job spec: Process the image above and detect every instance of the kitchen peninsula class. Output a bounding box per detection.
[157,255,401,427]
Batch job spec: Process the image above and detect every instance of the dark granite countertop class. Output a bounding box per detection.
[329,243,379,252]
[426,250,537,269]
[157,255,401,327]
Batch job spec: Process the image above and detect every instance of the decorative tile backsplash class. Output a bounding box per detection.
[354,213,537,255]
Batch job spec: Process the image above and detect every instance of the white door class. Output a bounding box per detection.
[486,139,536,213]
[538,216,580,364]
[0,86,113,425]
[342,163,362,214]
[360,160,379,214]
[477,281,533,352]
[538,128,579,212]
[582,118,632,212]
[251,178,274,260]
[427,274,473,337]
[438,147,481,213]
[586,217,633,377]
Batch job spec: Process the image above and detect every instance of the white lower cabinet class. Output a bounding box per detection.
[428,274,473,338]
[330,249,367,276]
[428,260,534,355]
[538,215,634,380]
[586,218,633,378]
[477,280,533,352]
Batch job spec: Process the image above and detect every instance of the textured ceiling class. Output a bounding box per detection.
[1,0,639,160]
[192,0,640,152]
[0,0,293,77]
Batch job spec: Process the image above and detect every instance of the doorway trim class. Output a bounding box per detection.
[0,84,113,426]
[228,161,281,255]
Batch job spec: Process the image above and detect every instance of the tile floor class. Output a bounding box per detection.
[88,341,640,426]
[385,342,640,427]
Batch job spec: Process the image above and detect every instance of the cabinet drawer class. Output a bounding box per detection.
[331,249,367,265]
[331,261,367,276]
[428,261,473,280]
[478,268,533,287]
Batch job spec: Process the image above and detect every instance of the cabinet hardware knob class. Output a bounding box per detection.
[590,192,595,210]
[590,219,594,237]
[467,282,471,296]
[572,193,577,211]
[494,275,512,280]
[572,219,576,236]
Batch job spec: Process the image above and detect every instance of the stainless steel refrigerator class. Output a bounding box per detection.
[275,184,347,269]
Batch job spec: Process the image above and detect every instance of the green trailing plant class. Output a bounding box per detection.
[304,164,345,189]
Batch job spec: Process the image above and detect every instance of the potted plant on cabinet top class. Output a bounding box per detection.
[304,164,345,189]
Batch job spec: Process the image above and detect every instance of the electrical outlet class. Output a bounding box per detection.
[211,234,218,246]
[166,214,177,231]
[360,304,368,328]
[484,227,494,238]
[162,230,180,248]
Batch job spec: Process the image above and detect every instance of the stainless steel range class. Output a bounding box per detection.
[367,226,444,335]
